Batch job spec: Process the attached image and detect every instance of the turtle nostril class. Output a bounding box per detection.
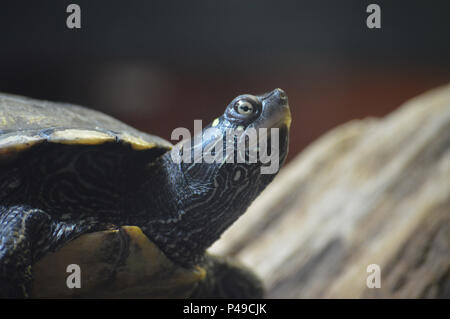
[276,88,287,101]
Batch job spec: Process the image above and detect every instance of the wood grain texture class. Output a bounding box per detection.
[210,84,450,298]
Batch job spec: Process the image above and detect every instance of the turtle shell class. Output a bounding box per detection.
[31,226,206,298]
[0,93,196,297]
[0,93,172,157]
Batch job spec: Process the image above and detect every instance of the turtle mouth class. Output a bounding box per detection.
[228,90,290,174]
[266,105,291,132]
[255,89,291,172]
[255,88,291,136]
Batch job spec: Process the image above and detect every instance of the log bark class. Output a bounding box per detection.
[209,84,450,298]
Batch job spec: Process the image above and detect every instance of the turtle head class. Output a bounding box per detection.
[179,88,291,176]
[215,87,291,170]
[144,89,291,266]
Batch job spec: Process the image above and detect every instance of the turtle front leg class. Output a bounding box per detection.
[0,205,52,298]
[190,254,264,299]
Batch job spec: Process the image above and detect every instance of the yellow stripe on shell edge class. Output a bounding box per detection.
[118,133,158,150]
[49,129,116,145]
[0,135,43,155]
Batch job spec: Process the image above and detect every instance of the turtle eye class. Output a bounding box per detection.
[235,100,255,116]
[225,96,260,123]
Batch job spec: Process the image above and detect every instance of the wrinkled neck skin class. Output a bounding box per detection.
[133,147,277,268]
[132,88,291,267]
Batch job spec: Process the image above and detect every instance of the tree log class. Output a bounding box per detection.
[210,84,450,298]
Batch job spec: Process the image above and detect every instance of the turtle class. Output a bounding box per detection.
[0,88,291,298]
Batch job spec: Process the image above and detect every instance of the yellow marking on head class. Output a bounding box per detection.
[49,129,115,145]
[284,112,292,128]
[211,118,220,127]
[236,125,244,131]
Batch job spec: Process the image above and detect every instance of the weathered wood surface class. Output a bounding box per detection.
[210,84,450,298]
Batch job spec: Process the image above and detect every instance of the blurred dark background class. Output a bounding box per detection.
[1,0,449,161]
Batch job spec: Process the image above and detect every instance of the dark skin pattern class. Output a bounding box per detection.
[0,89,290,298]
